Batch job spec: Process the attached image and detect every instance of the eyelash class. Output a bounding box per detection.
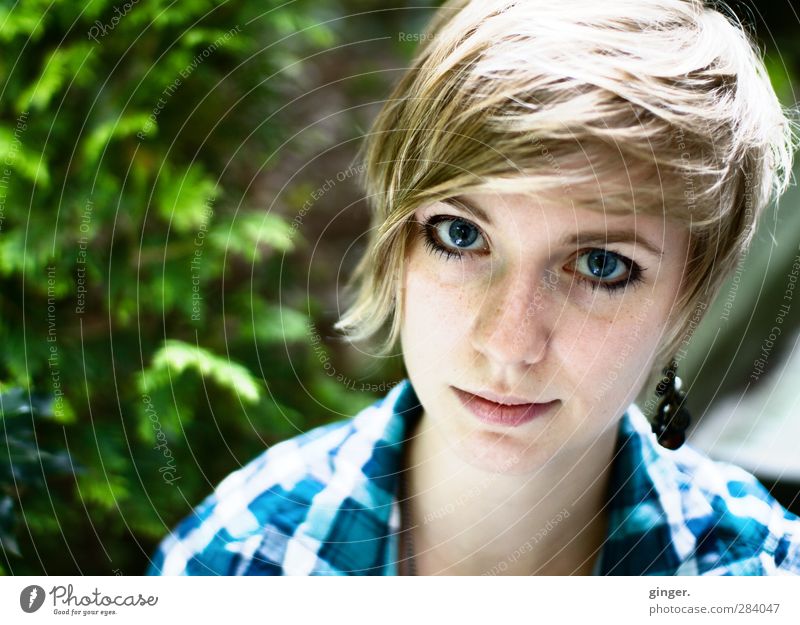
[417,214,645,294]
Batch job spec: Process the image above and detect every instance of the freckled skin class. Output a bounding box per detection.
[400,190,690,475]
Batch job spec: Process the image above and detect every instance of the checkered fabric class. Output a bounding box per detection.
[147,379,800,575]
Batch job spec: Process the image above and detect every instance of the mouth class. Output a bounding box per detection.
[451,386,560,427]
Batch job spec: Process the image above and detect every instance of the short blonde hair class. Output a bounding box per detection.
[334,0,795,386]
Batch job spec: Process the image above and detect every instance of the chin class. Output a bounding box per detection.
[448,426,561,476]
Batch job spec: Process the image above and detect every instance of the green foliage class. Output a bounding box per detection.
[0,389,74,574]
[0,0,402,574]
[141,339,262,403]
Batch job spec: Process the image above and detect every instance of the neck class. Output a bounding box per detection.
[402,411,618,576]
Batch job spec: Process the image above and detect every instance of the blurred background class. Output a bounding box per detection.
[0,0,798,575]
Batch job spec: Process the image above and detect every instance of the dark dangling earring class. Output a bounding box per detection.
[651,359,691,450]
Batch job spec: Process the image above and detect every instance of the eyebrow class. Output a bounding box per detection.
[443,196,663,258]
[443,195,493,225]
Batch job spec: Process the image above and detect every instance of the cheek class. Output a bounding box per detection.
[561,303,664,410]
[564,251,686,397]
[401,254,476,359]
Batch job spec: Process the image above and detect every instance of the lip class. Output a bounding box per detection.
[452,386,559,427]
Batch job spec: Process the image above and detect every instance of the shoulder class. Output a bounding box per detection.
[147,380,415,576]
[665,440,800,575]
[147,417,356,576]
[615,404,800,576]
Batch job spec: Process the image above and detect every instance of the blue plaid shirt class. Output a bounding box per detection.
[147,379,800,575]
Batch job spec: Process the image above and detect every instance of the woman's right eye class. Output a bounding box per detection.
[420,215,488,260]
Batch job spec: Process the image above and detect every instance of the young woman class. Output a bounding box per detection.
[148,0,800,575]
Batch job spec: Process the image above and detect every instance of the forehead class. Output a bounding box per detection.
[445,190,671,231]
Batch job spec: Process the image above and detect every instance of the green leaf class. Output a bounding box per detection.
[82,113,153,164]
[0,121,50,187]
[143,340,261,404]
[134,378,194,443]
[0,229,54,276]
[0,3,48,43]
[16,44,95,112]
[76,472,129,511]
[155,163,218,232]
[246,302,309,344]
[209,212,296,261]
[179,26,248,54]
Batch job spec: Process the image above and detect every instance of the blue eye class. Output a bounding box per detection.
[571,248,642,292]
[420,215,487,259]
[437,218,483,249]
[579,249,626,280]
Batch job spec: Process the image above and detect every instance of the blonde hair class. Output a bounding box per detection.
[334,0,795,390]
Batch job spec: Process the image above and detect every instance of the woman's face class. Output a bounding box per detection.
[400,191,690,474]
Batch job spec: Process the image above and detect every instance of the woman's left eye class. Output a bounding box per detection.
[568,249,642,291]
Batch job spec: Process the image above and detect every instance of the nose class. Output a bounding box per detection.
[470,264,555,368]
